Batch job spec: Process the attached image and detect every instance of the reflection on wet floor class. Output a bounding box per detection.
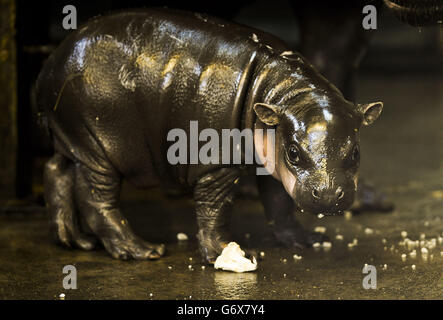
[0,74,442,299]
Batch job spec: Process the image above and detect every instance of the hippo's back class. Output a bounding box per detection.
[36,8,287,187]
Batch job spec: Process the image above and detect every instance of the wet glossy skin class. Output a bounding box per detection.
[275,103,360,215]
[36,8,383,261]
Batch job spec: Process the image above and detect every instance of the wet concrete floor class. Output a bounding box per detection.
[0,74,442,300]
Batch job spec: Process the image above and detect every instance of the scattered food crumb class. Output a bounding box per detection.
[364,228,374,235]
[335,234,344,240]
[177,233,188,241]
[401,254,407,262]
[59,293,65,300]
[382,238,387,244]
[382,264,388,270]
[401,231,407,238]
[323,242,332,248]
[344,211,352,220]
[411,264,416,271]
[317,214,324,219]
[314,226,326,233]
[293,254,302,260]
[260,251,265,258]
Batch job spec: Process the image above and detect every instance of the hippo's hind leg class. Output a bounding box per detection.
[44,153,96,250]
[73,162,165,260]
[257,175,328,248]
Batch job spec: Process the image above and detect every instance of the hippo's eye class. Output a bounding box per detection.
[287,144,300,165]
[351,145,360,162]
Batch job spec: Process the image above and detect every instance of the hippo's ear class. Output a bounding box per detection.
[254,103,281,126]
[357,102,383,126]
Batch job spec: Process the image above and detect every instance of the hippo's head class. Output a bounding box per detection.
[253,94,383,216]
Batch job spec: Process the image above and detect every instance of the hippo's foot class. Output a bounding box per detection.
[101,235,165,260]
[197,229,229,264]
[44,153,97,251]
[273,219,329,249]
[197,230,256,264]
[351,180,394,214]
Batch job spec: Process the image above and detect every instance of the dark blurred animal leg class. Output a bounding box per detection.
[257,175,328,249]
[44,153,96,250]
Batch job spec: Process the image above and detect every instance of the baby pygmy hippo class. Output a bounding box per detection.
[37,8,383,263]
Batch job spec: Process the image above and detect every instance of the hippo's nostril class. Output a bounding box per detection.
[336,187,344,200]
[312,189,320,199]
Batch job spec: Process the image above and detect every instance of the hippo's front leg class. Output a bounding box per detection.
[257,175,328,249]
[194,168,243,264]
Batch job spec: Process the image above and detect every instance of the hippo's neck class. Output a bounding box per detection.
[242,50,344,131]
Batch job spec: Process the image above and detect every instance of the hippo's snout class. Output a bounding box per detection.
[296,183,356,216]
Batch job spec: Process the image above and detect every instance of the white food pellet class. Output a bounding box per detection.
[201,266,206,270]
[293,254,302,260]
[401,231,408,238]
[314,226,326,233]
[411,264,416,270]
[282,258,287,263]
[168,265,172,270]
[214,242,257,273]
[188,265,193,270]
[149,293,153,297]
[364,228,374,235]
[409,250,417,259]
[420,233,426,240]
[177,233,188,241]
[251,33,259,42]
[382,264,388,270]
[260,251,265,258]
[59,293,65,300]
[344,211,352,220]
[440,251,443,257]
[313,242,321,248]
[335,234,344,240]
[382,238,387,244]
[317,214,324,219]
[323,242,332,248]
[401,254,407,262]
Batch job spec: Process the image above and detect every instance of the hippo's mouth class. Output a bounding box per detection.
[317,211,344,217]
